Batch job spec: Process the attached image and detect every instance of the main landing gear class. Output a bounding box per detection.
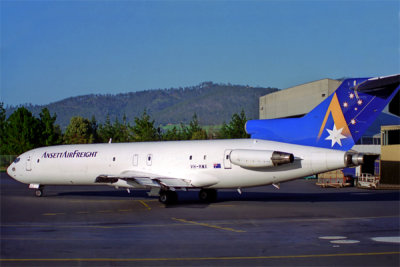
[199,189,217,203]
[158,189,218,204]
[158,190,178,205]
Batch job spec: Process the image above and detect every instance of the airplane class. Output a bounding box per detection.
[7,74,400,204]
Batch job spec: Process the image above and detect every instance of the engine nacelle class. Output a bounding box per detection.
[230,149,294,168]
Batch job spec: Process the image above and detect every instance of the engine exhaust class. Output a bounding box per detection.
[271,151,294,166]
[345,152,364,167]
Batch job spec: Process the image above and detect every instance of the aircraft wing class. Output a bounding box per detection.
[95,170,192,189]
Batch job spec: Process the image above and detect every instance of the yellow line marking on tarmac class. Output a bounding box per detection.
[68,199,158,203]
[2,223,183,229]
[171,217,246,233]
[76,211,89,214]
[139,200,152,210]
[97,210,113,213]
[68,200,130,203]
[1,252,399,262]
[272,215,400,223]
[189,215,400,226]
[209,204,235,207]
[42,213,65,216]
[1,237,103,241]
[118,209,133,212]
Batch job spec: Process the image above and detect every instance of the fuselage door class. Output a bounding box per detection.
[26,155,32,171]
[223,149,232,169]
[133,154,138,166]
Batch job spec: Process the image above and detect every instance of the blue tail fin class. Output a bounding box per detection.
[246,74,400,151]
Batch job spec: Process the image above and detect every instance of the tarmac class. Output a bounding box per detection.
[1,172,399,266]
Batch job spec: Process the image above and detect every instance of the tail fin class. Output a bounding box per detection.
[246,74,400,151]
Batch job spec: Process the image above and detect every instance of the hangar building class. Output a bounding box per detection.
[259,79,341,119]
[380,125,400,184]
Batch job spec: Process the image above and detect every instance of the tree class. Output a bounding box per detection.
[3,107,42,154]
[113,115,130,142]
[90,115,99,143]
[191,129,208,140]
[163,126,183,141]
[39,108,62,146]
[181,114,207,140]
[63,116,96,144]
[130,110,160,142]
[219,109,250,139]
[98,114,131,143]
[97,115,115,143]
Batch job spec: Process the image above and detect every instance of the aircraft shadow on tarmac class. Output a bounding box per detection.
[56,189,400,205]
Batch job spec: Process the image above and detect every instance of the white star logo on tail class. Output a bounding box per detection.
[325,125,346,147]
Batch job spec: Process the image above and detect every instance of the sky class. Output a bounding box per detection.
[1,0,399,106]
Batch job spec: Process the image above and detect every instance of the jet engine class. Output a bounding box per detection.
[230,149,294,168]
[344,152,365,167]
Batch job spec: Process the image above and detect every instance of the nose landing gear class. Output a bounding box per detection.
[29,184,44,197]
[35,188,43,197]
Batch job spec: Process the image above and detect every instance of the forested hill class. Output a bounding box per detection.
[6,82,278,129]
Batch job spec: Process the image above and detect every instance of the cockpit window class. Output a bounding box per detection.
[13,157,20,164]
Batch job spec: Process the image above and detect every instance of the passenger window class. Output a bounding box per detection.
[189,155,192,160]
[113,157,116,161]
[204,155,207,160]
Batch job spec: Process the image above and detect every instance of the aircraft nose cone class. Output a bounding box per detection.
[7,163,16,178]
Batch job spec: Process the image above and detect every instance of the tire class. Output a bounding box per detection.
[35,189,43,197]
[199,189,217,203]
[158,190,178,205]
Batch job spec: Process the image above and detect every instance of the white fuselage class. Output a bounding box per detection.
[7,139,348,190]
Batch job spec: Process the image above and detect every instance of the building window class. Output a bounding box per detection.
[373,137,381,145]
[384,129,400,145]
[356,136,381,145]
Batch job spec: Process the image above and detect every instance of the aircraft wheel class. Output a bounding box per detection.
[199,189,217,202]
[159,190,178,205]
[35,189,43,197]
